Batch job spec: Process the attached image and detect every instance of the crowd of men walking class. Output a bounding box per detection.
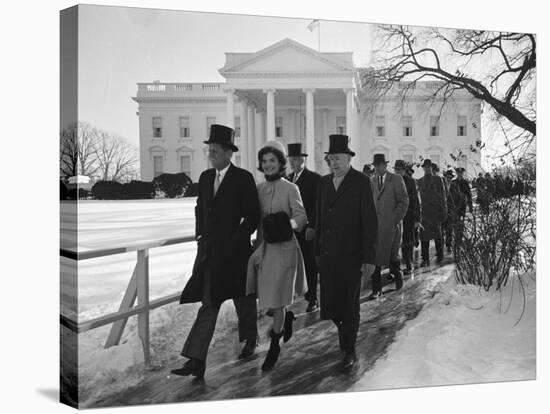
[169,123,491,381]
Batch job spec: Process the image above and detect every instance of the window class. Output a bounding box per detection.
[336,117,346,134]
[179,116,190,138]
[235,155,241,167]
[430,154,441,166]
[402,116,413,137]
[206,117,216,134]
[375,116,385,137]
[457,116,467,136]
[275,117,283,138]
[180,155,191,176]
[430,116,440,137]
[234,117,241,137]
[153,156,163,177]
[402,154,414,163]
[152,117,162,138]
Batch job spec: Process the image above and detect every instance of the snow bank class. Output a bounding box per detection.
[354,272,536,390]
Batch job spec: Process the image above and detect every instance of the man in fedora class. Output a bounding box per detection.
[448,167,473,249]
[393,160,421,275]
[315,134,378,372]
[442,169,455,253]
[287,143,321,313]
[416,159,447,266]
[172,124,261,379]
[369,155,409,298]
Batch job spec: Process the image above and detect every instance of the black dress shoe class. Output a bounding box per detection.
[238,337,258,359]
[306,299,318,312]
[283,311,296,343]
[420,260,430,267]
[403,268,412,275]
[170,359,205,378]
[340,351,357,372]
[368,291,382,300]
[262,329,284,371]
[436,256,443,264]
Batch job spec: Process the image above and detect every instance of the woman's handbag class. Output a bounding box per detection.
[262,211,293,243]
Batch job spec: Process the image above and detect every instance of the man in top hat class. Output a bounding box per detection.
[369,155,409,298]
[393,160,421,275]
[448,167,473,248]
[416,159,447,266]
[315,134,378,372]
[287,143,321,312]
[172,124,261,379]
[362,164,374,179]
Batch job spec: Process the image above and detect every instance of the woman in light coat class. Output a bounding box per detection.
[246,140,307,371]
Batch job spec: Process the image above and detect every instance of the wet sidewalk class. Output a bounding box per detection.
[90,256,455,408]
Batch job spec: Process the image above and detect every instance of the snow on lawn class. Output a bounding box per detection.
[354,272,536,390]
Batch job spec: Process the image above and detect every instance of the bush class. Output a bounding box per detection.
[91,180,124,200]
[67,188,91,200]
[454,195,536,291]
[153,173,192,198]
[184,182,199,197]
[60,181,68,200]
[121,180,155,199]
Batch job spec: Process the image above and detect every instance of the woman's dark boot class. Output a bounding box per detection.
[261,329,284,371]
[283,311,296,343]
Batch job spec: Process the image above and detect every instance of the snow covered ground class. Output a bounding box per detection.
[354,272,536,390]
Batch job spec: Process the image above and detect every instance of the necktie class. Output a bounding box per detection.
[378,175,383,190]
[213,171,221,196]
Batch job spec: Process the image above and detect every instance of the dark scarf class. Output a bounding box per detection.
[265,172,284,182]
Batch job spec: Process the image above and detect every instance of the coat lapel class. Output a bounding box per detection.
[377,173,391,200]
[329,168,355,206]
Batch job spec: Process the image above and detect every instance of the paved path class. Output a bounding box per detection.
[89,255,455,408]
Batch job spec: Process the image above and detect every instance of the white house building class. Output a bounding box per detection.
[133,38,482,182]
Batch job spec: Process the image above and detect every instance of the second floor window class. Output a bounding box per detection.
[402,116,413,137]
[275,116,283,138]
[153,117,162,138]
[457,116,468,136]
[375,115,385,137]
[179,117,190,138]
[336,116,346,135]
[430,116,440,137]
[234,117,241,138]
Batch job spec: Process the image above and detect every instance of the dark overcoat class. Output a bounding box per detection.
[288,168,321,230]
[179,163,260,305]
[416,174,447,241]
[402,174,421,245]
[315,167,378,321]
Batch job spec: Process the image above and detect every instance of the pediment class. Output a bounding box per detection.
[220,38,353,74]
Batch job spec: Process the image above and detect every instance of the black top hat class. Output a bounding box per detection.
[393,159,406,169]
[324,134,355,156]
[373,154,388,165]
[287,143,308,157]
[421,159,432,168]
[362,164,374,173]
[203,124,239,152]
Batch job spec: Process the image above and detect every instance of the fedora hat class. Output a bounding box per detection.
[372,153,388,165]
[393,159,407,169]
[324,134,355,156]
[203,124,238,152]
[421,159,432,168]
[287,143,308,157]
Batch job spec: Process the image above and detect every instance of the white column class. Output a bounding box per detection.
[304,88,316,170]
[247,103,256,172]
[264,89,276,142]
[254,109,264,154]
[260,111,267,144]
[225,89,235,128]
[345,88,359,168]
[240,99,249,171]
[322,108,329,173]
